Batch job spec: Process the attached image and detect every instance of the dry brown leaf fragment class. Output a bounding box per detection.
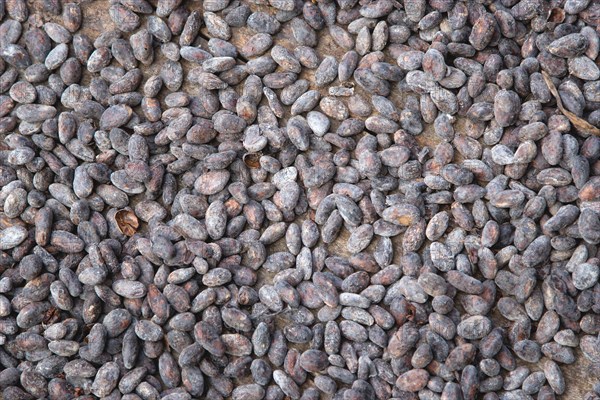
[115,209,139,236]
[541,71,600,137]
